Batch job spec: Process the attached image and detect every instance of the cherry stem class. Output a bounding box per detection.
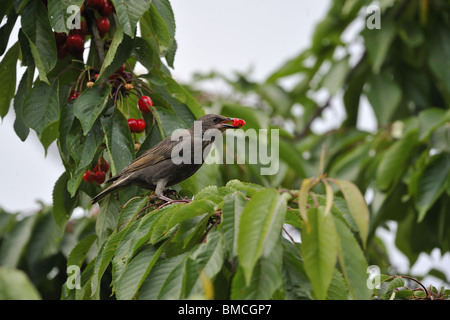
[387,275,429,297]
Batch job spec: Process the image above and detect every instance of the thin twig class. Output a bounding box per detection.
[292,51,368,141]
[85,9,105,64]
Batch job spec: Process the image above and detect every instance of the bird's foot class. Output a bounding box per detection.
[156,195,192,210]
[162,189,180,198]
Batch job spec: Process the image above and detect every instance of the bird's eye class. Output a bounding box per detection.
[213,117,220,123]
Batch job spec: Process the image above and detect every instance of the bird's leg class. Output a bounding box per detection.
[163,188,180,199]
[154,180,191,209]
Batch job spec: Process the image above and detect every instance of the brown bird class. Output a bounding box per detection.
[91,114,245,204]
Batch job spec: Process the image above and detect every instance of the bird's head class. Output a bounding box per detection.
[197,114,246,133]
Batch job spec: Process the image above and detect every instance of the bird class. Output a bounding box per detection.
[91,114,245,204]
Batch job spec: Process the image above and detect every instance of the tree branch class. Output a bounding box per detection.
[85,9,105,65]
[292,50,368,141]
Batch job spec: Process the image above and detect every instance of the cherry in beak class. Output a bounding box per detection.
[219,118,246,129]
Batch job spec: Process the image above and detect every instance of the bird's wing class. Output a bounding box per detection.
[108,135,184,182]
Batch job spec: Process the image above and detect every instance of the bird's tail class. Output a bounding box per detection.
[91,180,124,204]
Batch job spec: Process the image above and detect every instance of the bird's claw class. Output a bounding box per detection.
[156,196,192,210]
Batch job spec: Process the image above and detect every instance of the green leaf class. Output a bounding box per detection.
[418,108,446,142]
[301,206,338,300]
[382,276,405,298]
[165,200,215,234]
[343,57,369,126]
[281,239,313,300]
[97,25,135,84]
[232,241,283,299]
[0,267,41,300]
[116,243,166,300]
[0,210,16,236]
[415,154,450,222]
[334,179,370,248]
[279,139,306,178]
[73,85,112,135]
[0,42,19,119]
[153,106,188,137]
[111,222,142,289]
[237,188,286,285]
[132,37,155,70]
[101,109,135,175]
[221,192,246,257]
[147,204,188,244]
[365,72,402,125]
[67,167,87,197]
[152,0,177,66]
[96,195,121,243]
[266,50,310,83]
[58,99,75,162]
[26,209,61,266]
[52,172,77,236]
[322,57,350,95]
[152,0,176,42]
[164,76,205,119]
[67,120,104,174]
[139,10,162,68]
[22,78,60,138]
[362,18,396,73]
[21,0,57,83]
[376,131,417,190]
[149,4,171,52]
[47,0,85,33]
[91,229,125,296]
[111,0,152,37]
[225,180,265,197]
[427,25,450,102]
[430,125,450,153]
[220,104,262,131]
[0,7,17,56]
[17,28,34,67]
[0,215,37,267]
[67,234,97,268]
[328,140,372,182]
[184,232,224,298]
[327,270,348,300]
[335,218,371,300]
[138,253,187,299]
[13,67,34,141]
[117,197,147,231]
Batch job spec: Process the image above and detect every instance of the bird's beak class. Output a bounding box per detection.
[218,118,245,129]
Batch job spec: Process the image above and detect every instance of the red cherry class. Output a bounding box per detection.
[83,171,95,183]
[87,0,103,9]
[128,118,138,133]
[57,44,67,59]
[232,118,246,128]
[65,34,84,56]
[97,157,109,172]
[79,20,89,36]
[99,0,114,17]
[54,32,67,46]
[94,171,106,184]
[138,96,153,113]
[136,119,146,133]
[68,90,80,101]
[117,64,126,74]
[96,17,110,35]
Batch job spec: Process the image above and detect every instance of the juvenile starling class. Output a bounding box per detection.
[91,114,245,204]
